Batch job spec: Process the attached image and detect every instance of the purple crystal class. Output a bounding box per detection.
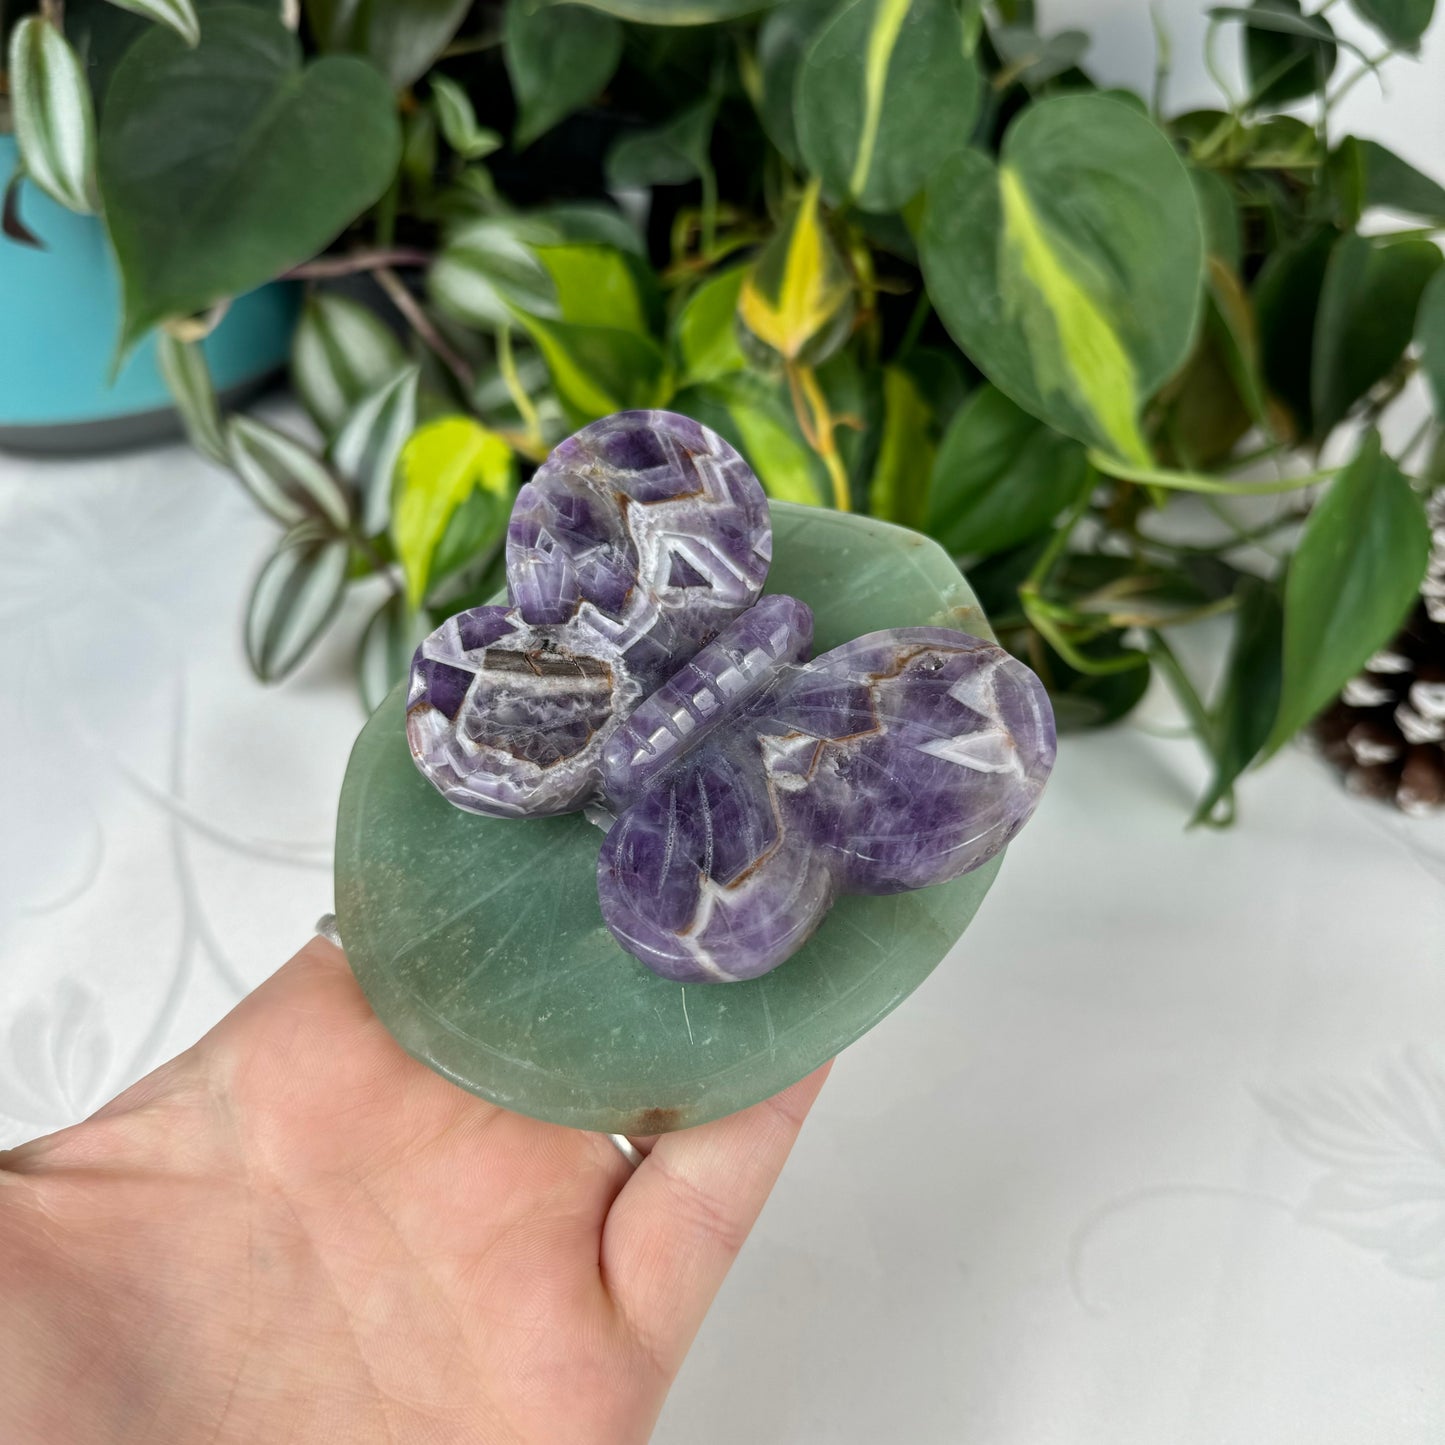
[406,409,1057,982]
[596,609,1055,982]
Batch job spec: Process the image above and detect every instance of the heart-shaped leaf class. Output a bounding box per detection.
[1334,138,1445,226]
[1347,0,1434,48]
[756,0,838,167]
[542,0,778,18]
[504,0,623,149]
[795,0,981,213]
[920,95,1204,466]
[1225,0,1338,106]
[1265,433,1430,754]
[98,7,400,349]
[926,385,1092,557]
[605,98,717,188]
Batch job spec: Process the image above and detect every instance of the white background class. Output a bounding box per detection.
[2,4,1444,1439]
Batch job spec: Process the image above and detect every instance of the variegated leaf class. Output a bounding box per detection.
[227,415,352,530]
[331,366,420,537]
[357,592,426,713]
[431,75,501,159]
[103,0,201,46]
[245,529,351,682]
[291,292,408,437]
[8,17,97,214]
[920,94,1204,466]
[156,334,228,465]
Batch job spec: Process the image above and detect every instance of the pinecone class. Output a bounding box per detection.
[1315,489,1445,815]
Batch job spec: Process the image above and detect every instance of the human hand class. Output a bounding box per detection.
[0,937,829,1445]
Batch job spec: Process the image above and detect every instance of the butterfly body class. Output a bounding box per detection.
[406,412,1056,983]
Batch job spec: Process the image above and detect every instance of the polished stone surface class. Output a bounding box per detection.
[338,505,1014,1131]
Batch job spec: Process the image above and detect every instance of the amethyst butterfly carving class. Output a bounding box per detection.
[406,411,1056,984]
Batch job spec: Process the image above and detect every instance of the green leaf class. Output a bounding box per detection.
[332,366,420,537]
[1225,0,1337,106]
[1192,166,1241,273]
[533,243,658,334]
[1342,138,1445,224]
[1192,578,1283,825]
[227,415,353,531]
[1416,267,1445,413]
[156,334,227,465]
[605,98,716,188]
[795,0,980,213]
[8,17,97,214]
[537,202,646,256]
[431,76,502,160]
[1253,227,1333,441]
[920,95,1204,466]
[547,0,777,18]
[1347,0,1434,48]
[102,0,201,45]
[737,180,854,365]
[675,373,830,506]
[392,416,516,608]
[992,25,1090,86]
[357,592,425,714]
[245,528,351,683]
[926,385,1091,556]
[304,0,471,88]
[868,365,935,529]
[1036,630,1152,730]
[429,218,559,331]
[756,0,838,167]
[674,265,749,384]
[1266,433,1431,754]
[98,9,400,350]
[505,0,623,149]
[291,292,409,437]
[1311,233,1442,440]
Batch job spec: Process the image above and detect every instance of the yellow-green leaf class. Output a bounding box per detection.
[675,265,749,384]
[738,180,853,363]
[868,365,934,528]
[392,417,516,607]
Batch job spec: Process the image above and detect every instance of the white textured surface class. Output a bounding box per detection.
[4,430,1443,1443]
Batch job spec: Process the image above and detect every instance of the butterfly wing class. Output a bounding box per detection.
[597,619,1055,981]
[406,412,771,817]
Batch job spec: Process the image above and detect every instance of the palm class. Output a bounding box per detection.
[0,941,827,1445]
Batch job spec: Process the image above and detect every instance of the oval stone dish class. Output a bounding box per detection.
[336,501,1006,1134]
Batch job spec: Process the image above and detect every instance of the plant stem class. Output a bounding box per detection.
[787,362,852,511]
[896,288,932,360]
[1144,629,1215,751]
[285,248,433,280]
[496,324,545,456]
[1087,450,1335,495]
[374,265,476,392]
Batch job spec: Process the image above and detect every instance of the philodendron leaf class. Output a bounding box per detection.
[547,0,776,17]
[606,98,717,189]
[992,25,1090,86]
[1253,226,1333,440]
[737,180,853,364]
[332,366,420,537]
[1335,138,1445,226]
[103,0,201,46]
[505,1,623,149]
[674,265,749,384]
[675,373,830,505]
[292,293,409,438]
[157,334,227,464]
[868,365,935,530]
[245,527,351,683]
[1229,0,1337,106]
[756,0,838,167]
[1416,268,1445,412]
[926,385,1091,557]
[431,76,502,160]
[1347,0,1434,48]
[1265,433,1430,755]
[8,17,97,214]
[228,415,353,531]
[920,94,1204,467]
[795,0,980,213]
[305,0,471,88]
[393,417,516,608]
[98,8,399,350]
[358,592,425,714]
[1310,233,1442,441]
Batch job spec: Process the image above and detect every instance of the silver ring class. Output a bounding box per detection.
[315,913,343,949]
[607,1133,644,1167]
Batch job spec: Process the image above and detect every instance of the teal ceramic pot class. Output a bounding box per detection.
[0,136,300,454]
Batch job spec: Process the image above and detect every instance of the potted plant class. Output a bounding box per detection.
[5,0,1443,818]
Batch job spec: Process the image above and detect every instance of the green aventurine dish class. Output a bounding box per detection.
[335,503,1005,1134]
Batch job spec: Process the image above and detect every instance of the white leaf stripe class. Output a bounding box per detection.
[227,416,352,530]
[291,294,406,436]
[331,366,419,537]
[156,334,227,464]
[246,538,349,681]
[8,18,97,215]
[103,0,201,47]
